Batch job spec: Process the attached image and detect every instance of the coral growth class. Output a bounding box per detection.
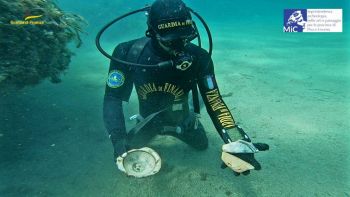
[0,0,87,88]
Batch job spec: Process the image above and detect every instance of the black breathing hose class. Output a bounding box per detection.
[95,6,213,68]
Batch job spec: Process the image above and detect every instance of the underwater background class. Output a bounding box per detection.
[0,0,349,196]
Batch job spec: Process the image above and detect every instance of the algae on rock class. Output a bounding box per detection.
[0,0,87,88]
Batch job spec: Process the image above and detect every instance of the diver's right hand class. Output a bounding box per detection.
[114,142,131,173]
[112,138,128,160]
[108,130,129,160]
[116,151,128,172]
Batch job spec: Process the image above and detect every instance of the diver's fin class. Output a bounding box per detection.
[128,108,167,136]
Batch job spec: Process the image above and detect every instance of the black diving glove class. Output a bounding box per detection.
[109,131,128,160]
[112,139,128,159]
[220,127,269,176]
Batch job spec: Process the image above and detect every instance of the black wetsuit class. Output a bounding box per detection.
[103,37,237,155]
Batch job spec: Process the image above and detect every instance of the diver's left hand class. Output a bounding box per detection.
[221,139,269,176]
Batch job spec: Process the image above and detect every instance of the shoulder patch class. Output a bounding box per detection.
[107,70,125,88]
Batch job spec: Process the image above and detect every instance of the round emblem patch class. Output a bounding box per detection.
[107,70,125,88]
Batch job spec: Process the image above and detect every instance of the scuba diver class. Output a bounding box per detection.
[99,0,269,177]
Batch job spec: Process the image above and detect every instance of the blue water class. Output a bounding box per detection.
[0,0,349,196]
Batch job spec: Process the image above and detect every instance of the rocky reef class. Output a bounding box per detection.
[0,0,86,88]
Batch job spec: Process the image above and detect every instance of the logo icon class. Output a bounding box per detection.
[284,9,307,32]
[24,15,43,21]
[107,70,125,88]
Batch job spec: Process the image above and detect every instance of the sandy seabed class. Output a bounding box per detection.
[0,26,349,196]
